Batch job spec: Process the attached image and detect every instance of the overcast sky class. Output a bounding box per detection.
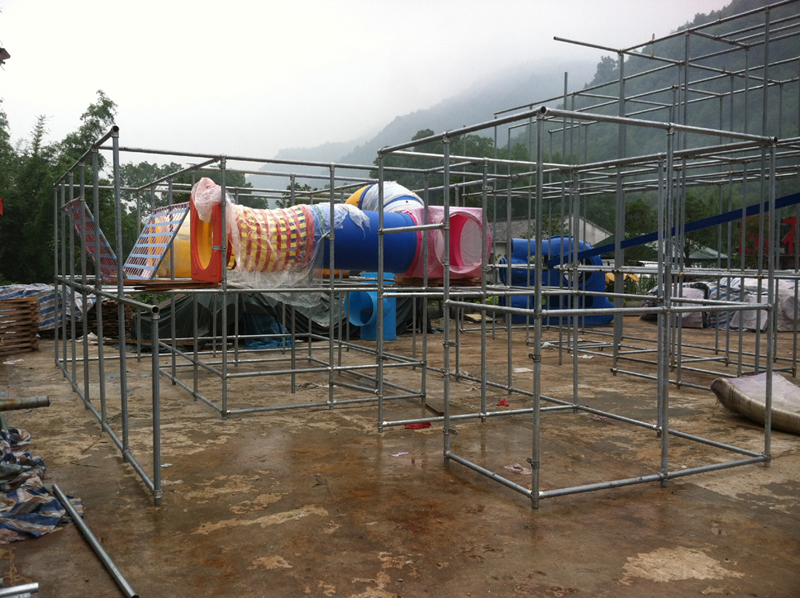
[1,0,730,164]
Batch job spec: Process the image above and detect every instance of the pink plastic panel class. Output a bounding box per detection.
[402,206,491,279]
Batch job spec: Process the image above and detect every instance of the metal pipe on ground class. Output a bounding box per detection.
[52,484,139,598]
[0,397,50,411]
[0,583,39,597]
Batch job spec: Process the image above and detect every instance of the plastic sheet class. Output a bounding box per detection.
[192,178,222,224]
[727,279,799,332]
[190,178,323,302]
[189,179,392,307]
[346,182,424,213]
[311,203,370,237]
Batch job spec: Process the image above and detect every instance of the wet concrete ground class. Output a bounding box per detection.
[0,318,798,597]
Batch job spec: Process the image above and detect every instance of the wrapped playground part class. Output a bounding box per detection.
[641,282,713,328]
[345,182,424,213]
[641,279,800,331]
[189,178,419,290]
[727,279,800,332]
[188,178,490,289]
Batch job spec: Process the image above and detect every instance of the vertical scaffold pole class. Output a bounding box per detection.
[79,163,90,408]
[421,173,430,405]
[328,165,337,411]
[220,158,229,419]
[112,129,130,460]
[93,150,107,426]
[377,161,385,422]
[612,51,626,372]
[151,306,163,506]
[169,179,177,384]
[656,157,666,433]
[60,183,67,374]
[69,172,77,389]
[531,112,545,509]
[443,136,452,463]
[480,160,489,421]
[53,185,59,368]
[290,175,297,394]
[660,128,675,487]
[764,142,776,468]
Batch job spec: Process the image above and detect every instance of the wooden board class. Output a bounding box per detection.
[394,276,482,287]
[83,300,133,339]
[0,298,39,356]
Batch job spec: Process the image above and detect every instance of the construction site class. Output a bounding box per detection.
[0,1,799,596]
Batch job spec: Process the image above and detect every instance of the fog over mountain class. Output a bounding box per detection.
[250,59,597,189]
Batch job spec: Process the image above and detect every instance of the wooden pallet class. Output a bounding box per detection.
[84,300,134,339]
[0,299,40,356]
[394,276,482,287]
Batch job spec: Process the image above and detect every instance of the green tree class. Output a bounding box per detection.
[0,91,123,283]
[681,192,719,267]
[277,183,317,209]
[57,90,117,168]
[624,197,658,263]
[119,161,254,209]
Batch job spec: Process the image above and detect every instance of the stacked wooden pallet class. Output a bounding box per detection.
[84,300,133,339]
[0,298,40,356]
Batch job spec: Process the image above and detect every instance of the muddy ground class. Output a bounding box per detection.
[0,316,798,597]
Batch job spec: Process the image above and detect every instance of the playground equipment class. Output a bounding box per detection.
[348,273,398,342]
[187,178,491,284]
[500,237,614,325]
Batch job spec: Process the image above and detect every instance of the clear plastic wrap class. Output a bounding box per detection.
[189,179,376,308]
[358,182,423,213]
[192,177,222,223]
[226,201,323,302]
[312,203,370,236]
[727,279,800,332]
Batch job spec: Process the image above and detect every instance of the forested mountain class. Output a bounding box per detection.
[337,61,597,167]
[339,0,798,264]
[551,0,800,163]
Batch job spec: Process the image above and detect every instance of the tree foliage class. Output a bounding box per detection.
[0,92,119,283]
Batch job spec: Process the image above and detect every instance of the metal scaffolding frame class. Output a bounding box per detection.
[51,1,799,508]
[373,0,799,506]
[52,142,440,505]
